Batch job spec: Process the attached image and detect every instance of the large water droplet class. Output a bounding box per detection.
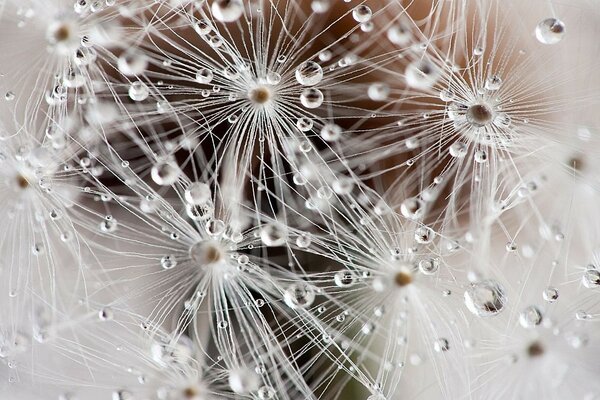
[464,280,507,317]
[535,18,565,45]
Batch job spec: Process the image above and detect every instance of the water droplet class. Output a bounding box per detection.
[464,280,507,317]
[334,271,356,287]
[151,159,180,185]
[128,81,149,101]
[98,307,113,321]
[118,49,148,76]
[300,88,324,109]
[433,338,449,352]
[582,266,600,288]
[519,306,543,328]
[414,226,435,244]
[368,83,390,101]
[352,5,372,23]
[212,0,244,22]
[185,182,210,205]
[195,68,214,84]
[160,255,177,270]
[257,385,275,399]
[418,258,439,275]
[485,75,502,91]
[320,123,342,141]
[387,22,411,46]
[296,233,311,248]
[535,18,565,45]
[466,104,494,127]
[295,61,323,86]
[405,60,439,89]
[284,282,316,309]
[542,287,559,302]
[400,197,424,219]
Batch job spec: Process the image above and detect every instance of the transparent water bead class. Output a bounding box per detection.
[414,226,435,244]
[185,182,211,205]
[128,81,149,101]
[400,197,424,219]
[260,223,287,246]
[151,159,180,185]
[98,307,113,321]
[582,267,600,288]
[334,270,356,287]
[519,306,543,328]
[485,75,502,91]
[228,368,259,394]
[405,60,439,90]
[320,123,342,141]
[464,280,507,317]
[257,385,276,399]
[387,22,411,46]
[212,0,244,22]
[368,83,390,101]
[352,5,372,23]
[300,88,324,109]
[535,18,565,45]
[542,287,559,302]
[118,49,148,76]
[295,61,323,86]
[160,255,177,270]
[284,282,316,309]
[433,338,449,352]
[418,258,439,275]
[195,68,214,84]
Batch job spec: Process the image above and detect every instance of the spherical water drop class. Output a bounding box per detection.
[433,338,449,352]
[320,123,342,141]
[400,197,424,220]
[535,18,565,45]
[352,5,372,23]
[582,267,600,288]
[128,81,149,101]
[257,386,276,399]
[151,160,180,185]
[295,61,323,86]
[334,271,356,287]
[368,83,390,101]
[464,280,506,317]
[418,258,439,275]
[300,88,323,109]
[195,68,214,84]
[160,255,177,270]
[260,223,287,246]
[485,75,502,91]
[185,182,211,205]
[519,306,543,328]
[118,49,148,76]
[212,0,244,23]
[228,368,260,394]
[466,104,494,127]
[414,226,435,244]
[405,60,439,90]
[542,287,559,302]
[284,282,316,309]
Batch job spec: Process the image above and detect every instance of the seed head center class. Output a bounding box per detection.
[466,103,494,127]
[190,241,225,266]
[16,174,30,189]
[395,270,413,287]
[248,85,273,105]
[527,341,544,358]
